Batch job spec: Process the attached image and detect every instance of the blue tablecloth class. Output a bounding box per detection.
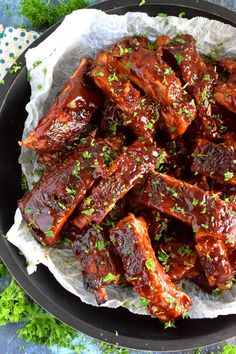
[0,1,236,353]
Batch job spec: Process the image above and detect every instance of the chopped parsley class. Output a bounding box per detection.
[96,240,105,251]
[92,71,104,77]
[81,208,95,216]
[178,11,185,17]
[108,73,119,82]
[103,273,119,283]
[33,60,42,68]
[178,245,194,257]
[182,310,190,319]
[145,258,155,271]
[140,297,150,308]
[72,161,81,177]
[82,151,91,159]
[44,229,53,238]
[175,54,184,65]
[65,187,76,197]
[201,223,209,230]
[192,198,199,206]
[224,171,234,181]
[157,249,170,271]
[203,74,211,81]
[164,320,176,329]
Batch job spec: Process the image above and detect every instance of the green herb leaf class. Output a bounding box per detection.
[20,0,89,28]
[45,229,53,238]
[164,320,176,329]
[139,0,145,6]
[145,258,155,271]
[81,208,95,216]
[96,240,105,251]
[82,150,91,159]
[92,71,104,77]
[203,74,211,81]
[224,171,234,181]
[140,297,150,308]
[175,54,184,65]
[103,273,119,283]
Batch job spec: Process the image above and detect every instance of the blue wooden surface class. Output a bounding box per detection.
[0,1,236,353]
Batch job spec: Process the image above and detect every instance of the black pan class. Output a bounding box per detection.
[0,0,236,351]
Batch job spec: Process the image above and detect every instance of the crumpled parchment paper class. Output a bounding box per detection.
[6,9,236,319]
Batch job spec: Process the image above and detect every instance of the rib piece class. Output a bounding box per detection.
[214,73,236,114]
[103,37,196,137]
[109,214,191,322]
[21,58,104,152]
[218,58,236,74]
[91,54,159,141]
[161,34,225,140]
[72,225,122,304]
[192,138,236,185]
[154,239,199,282]
[141,172,236,246]
[19,135,114,246]
[73,141,161,230]
[195,234,233,290]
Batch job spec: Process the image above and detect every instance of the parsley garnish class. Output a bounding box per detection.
[192,198,199,206]
[203,74,211,81]
[175,54,184,65]
[140,297,150,308]
[92,71,104,77]
[224,171,234,181]
[139,0,145,5]
[103,273,119,282]
[45,229,53,238]
[108,73,119,82]
[164,320,176,329]
[82,150,91,159]
[96,240,105,251]
[81,208,95,216]
[72,161,81,177]
[145,258,155,271]
[33,60,42,68]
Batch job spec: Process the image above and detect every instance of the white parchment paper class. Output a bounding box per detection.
[6,9,236,319]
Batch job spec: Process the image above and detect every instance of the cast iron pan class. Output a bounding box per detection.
[0,0,236,351]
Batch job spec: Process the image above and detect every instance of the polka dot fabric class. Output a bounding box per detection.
[0,26,40,79]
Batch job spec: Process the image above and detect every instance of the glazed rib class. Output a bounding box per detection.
[21,58,104,152]
[140,172,236,245]
[72,225,122,304]
[73,141,161,230]
[162,34,225,139]
[103,37,196,137]
[214,73,236,114]
[91,54,159,141]
[19,135,115,246]
[154,240,199,282]
[109,214,191,322]
[195,234,233,289]
[192,138,236,185]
